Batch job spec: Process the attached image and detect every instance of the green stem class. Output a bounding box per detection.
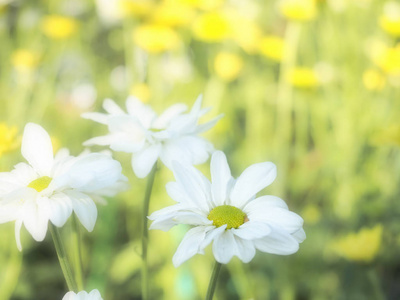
[275,21,302,195]
[71,215,84,291]
[367,269,385,300]
[141,162,158,300]
[205,261,222,300]
[50,224,78,292]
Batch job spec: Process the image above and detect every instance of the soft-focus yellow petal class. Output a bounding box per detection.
[330,225,383,263]
[259,35,285,62]
[279,0,317,21]
[133,24,180,53]
[214,52,243,81]
[41,15,78,39]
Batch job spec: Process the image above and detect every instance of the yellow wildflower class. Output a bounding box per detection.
[0,123,19,156]
[129,83,151,103]
[374,44,400,76]
[279,0,317,21]
[133,24,180,53]
[227,12,262,53]
[214,52,243,81]
[362,69,386,91]
[118,0,154,18]
[11,49,40,72]
[192,12,231,42]
[259,35,285,62]
[41,15,78,39]
[330,225,383,263]
[151,3,195,27]
[379,1,400,37]
[288,67,319,88]
[167,0,224,11]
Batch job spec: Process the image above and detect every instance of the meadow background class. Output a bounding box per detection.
[0,0,400,299]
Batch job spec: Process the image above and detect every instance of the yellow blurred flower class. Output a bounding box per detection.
[133,24,180,53]
[214,52,243,81]
[379,1,400,37]
[151,3,195,27]
[11,49,40,72]
[288,67,319,88]
[302,205,321,225]
[259,35,285,62]
[192,12,231,42]
[279,0,317,21]
[168,0,224,11]
[129,83,151,103]
[330,225,383,263]
[374,44,400,76]
[41,15,79,40]
[118,0,154,18]
[0,123,19,156]
[362,69,386,91]
[228,12,262,53]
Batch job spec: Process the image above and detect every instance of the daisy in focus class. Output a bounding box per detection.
[82,95,221,178]
[0,123,126,250]
[149,151,305,266]
[62,289,103,300]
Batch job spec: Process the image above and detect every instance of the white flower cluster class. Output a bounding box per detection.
[0,95,306,299]
[0,123,127,250]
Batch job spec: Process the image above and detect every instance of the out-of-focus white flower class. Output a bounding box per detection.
[70,84,97,110]
[0,123,125,250]
[62,289,103,300]
[82,96,221,178]
[149,151,306,267]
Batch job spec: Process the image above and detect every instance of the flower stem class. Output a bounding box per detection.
[206,261,222,300]
[50,224,78,292]
[71,215,84,291]
[141,162,158,300]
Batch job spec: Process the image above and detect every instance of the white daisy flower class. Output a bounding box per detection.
[62,289,103,300]
[0,123,125,250]
[82,95,221,178]
[149,151,305,267]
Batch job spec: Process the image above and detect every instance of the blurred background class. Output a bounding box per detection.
[0,0,400,299]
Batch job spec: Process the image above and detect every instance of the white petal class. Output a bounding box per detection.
[153,103,188,129]
[21,123,54,175]
[160,136,213,169]
[165,181,188,203]
[232,221,271,240]
[125,96,157,128]
[243,195,289,212]
[131,144,161,178]
[171,161,212,212]
[198,225,225,253]
[194,114,223,134]
[234,236,256,263]
[230,162,277,208]
[88,289,103,299]
[212,230,236,264]
[210,151,232,206]
[254,228,299,255]
[103,98,125,114]
[48,193,73,227]
[15,218,23,251]
[22,197,50,242]
[55,153,122,192]
[292,228,306,243]
[172,226,211,267]
[247,207,303,233]
[66,190,97,232]
[81,112,109,124]
[83,135,115,147]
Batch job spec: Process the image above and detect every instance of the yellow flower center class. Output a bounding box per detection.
[208,205,248,229]
[28,176,52,192]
